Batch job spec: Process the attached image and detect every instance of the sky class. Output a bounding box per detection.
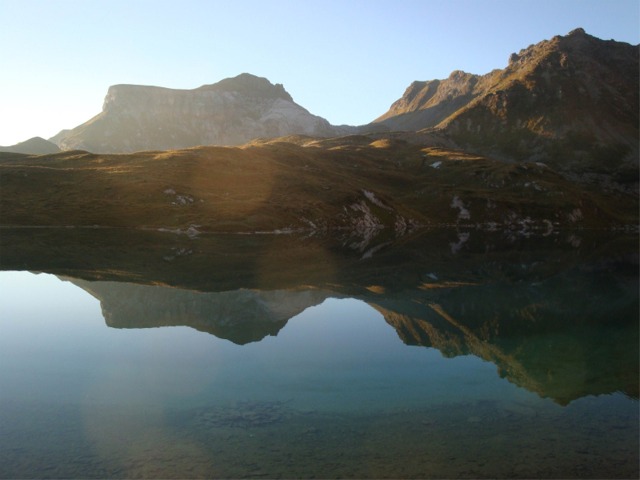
[0,0,638,146]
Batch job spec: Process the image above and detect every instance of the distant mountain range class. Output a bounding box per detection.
[2,28,636,172]
[0,28,637,233]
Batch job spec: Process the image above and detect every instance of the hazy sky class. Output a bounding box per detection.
[1,0,638,146]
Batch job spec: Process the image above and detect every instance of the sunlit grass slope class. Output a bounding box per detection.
[0,134,637,232]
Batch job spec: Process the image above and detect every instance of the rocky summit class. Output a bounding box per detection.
[52,73,352,153]
[373,28,639,172]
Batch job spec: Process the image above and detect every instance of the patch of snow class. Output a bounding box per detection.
[430,161,442,169]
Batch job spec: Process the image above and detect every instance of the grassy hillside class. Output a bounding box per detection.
[0,134,637,234]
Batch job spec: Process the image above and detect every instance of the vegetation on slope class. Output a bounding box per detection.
[374,29,639,170]
[0,134,636,234]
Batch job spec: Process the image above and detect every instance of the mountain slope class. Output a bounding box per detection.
[1,135,637,235]
[373,29,639,169]
[373,70,485,130]
[52,73,353,153]
[0,137,60,154]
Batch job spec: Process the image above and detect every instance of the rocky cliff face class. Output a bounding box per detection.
[373,29,639,169]
[373,70,483,131]
[53,73,351,153]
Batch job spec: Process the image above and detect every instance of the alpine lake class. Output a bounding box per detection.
[0,226,637,479]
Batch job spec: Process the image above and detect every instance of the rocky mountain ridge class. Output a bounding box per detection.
[1,29,636,237]
[53,73,354,153]
[373,28,639,170]
[45,28,639,169]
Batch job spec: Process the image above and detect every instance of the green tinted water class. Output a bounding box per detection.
[0,230,637,478]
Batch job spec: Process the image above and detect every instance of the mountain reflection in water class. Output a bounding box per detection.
[2,227,637,405]
[1,226,639,479]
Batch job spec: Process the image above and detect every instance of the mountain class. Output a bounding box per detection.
[1,30,637,233]
[0,136,60,154]
[52,73,354,153]
[46,29,638,166]
[48,129,70,146]
[373,28,639,170]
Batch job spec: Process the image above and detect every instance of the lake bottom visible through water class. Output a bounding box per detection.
[1,394,637,479]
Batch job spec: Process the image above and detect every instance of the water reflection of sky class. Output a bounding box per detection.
[0,271,541,413]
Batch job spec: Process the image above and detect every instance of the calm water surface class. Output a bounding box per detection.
[0,230,638,478]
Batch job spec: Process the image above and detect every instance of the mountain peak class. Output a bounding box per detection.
[567,27,586,37]
[373,29,639,168]
[53,73,350,153]
[197,73,294,102]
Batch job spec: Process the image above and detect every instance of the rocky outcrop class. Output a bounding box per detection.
[373,70,482,131]
[373,29,639,169]
[52,73,353,153]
